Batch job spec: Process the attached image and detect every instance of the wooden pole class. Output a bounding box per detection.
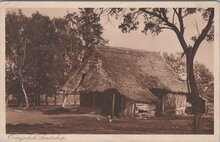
[46,94,48,106]
[162,96,165,115]
[112,93,115,117]
[132,103,136,117]
[74,93,76,105]
[54,94,57,105]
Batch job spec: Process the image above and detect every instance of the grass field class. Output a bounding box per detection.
[6,107,214,134]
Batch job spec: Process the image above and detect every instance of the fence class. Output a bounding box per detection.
[6,94,80,107]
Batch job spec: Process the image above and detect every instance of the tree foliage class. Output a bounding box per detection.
[194,62,214,101]
[107,8,214,51]
[6,8,105,107]
[78,8,106,49]
[163,52,214,102]
[163,52,186,75]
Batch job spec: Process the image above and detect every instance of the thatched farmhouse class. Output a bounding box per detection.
[61,46,188,117]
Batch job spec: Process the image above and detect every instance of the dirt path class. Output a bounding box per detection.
[6,107,103,125]
[6,107,214,134]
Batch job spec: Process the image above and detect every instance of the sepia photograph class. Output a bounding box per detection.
[0,1,219,142]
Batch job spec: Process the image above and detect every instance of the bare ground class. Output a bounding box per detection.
[6,107,214,134]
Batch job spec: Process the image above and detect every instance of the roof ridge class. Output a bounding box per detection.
[96,45,161,54]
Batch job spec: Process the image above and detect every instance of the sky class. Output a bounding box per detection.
[6,8,214,72]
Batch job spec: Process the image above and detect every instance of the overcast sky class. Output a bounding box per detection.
[7,8,214,72]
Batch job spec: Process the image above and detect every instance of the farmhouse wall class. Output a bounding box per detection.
[163,93,186,115]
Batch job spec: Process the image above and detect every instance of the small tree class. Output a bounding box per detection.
[194,62,214,100]
[163,52,186,75]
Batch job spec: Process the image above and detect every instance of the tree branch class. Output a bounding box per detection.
[132,12,141,23]
[174,8,185,34]
[161,8,188,52]
[140,8,178,32]
[192,8,214,56]
[22,39,28,67]
[194,20,201,35]
[173,8,178,15]
[172,9,176,24]
[160,8,180,33]
[159,26,172,30]
[140,8,188,52]
[139,8,164,21]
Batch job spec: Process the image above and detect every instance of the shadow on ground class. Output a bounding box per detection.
[42,107,76,115]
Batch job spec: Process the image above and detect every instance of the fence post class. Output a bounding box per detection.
[55,94,57,105]
[112,93,115,117]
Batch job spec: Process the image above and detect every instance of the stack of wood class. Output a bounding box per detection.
[135,103,156,118]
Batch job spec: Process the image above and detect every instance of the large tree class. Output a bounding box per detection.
[6,10,31,107]
[106,8,214,132]
[53,8,106,106]
[6,11,63,107]
[53,8,106,81]
[77,8,106,50]
[26,12,58,106]
[53,13,83,82]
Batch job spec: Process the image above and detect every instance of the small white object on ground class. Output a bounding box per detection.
[14,109,23,112]
[96,117,102,121]
[109,118,112,123]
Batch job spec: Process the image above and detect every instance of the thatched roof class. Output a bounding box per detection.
[62,46,187,103]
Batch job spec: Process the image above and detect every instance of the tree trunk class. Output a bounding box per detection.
[62,95,67,108]
[186,50,202,133]
[34,95,37,107]
[74,93,76,105]
[19,70,29,108]
[20,81,29,108]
